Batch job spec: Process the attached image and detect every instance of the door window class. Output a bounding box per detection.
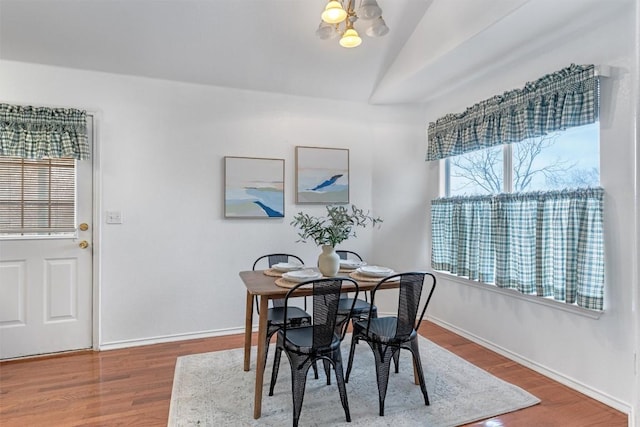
[0,157,76,237]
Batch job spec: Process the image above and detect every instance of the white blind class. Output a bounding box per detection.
[0,156,76,234]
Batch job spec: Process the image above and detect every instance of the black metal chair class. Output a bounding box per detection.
[345,272,437,416]
[334,250,389,376]
[335,250,377,326]
[252,254,311,371]
[268,277,359,427]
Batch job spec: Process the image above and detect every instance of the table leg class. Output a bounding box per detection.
[253,296,269,419]
[244,291,254,372]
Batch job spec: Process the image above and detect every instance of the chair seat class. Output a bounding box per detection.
[338,297,376,316]
[268,306,311,327]
[353,317,417,344]
[279,326,342,353]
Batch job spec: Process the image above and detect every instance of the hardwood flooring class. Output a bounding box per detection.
[0,321,628,426]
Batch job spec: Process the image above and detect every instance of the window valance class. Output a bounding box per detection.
[426,64,600,161]
[0,103,89,160]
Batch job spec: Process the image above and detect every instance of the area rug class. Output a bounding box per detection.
[168,335,539,426]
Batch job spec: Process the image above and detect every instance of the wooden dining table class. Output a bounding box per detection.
[240,269,401,419]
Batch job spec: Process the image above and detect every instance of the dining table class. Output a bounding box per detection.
[240,267,404,419]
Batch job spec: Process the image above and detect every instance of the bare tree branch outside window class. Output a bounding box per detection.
[449,131,599,196]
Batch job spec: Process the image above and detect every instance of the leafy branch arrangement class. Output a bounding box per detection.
[291,204,383,247]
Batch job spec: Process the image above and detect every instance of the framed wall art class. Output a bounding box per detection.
[224,156,285,218]
[295,146,349,204]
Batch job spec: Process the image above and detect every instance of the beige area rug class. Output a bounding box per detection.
[168,335,540,426]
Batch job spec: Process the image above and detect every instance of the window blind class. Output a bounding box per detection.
[0,156,76,234]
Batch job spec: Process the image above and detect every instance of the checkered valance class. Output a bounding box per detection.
[0,103,89,160]
[426,64,600,161]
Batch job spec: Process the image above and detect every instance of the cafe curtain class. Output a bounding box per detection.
[431,188,604,311]
[426,64,599,161]
[0,103,89,160]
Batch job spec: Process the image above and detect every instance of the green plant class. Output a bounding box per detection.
[291,204,383,247]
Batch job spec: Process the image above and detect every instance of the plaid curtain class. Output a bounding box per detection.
[0,103,89,160]
[431,188,604,311]
[426,64,599,161]
[431,196,494,282]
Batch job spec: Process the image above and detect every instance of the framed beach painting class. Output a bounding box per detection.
[295,146,349,204]
[224,156,285,218]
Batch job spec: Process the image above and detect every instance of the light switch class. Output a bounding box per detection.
[106,210,123,224]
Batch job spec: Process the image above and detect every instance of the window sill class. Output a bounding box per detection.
[433,271,603,320]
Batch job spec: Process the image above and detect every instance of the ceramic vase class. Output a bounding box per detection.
[318,244,340,277]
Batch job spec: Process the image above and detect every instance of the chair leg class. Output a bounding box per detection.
[408,338,430,406]
[288,352,312,427]
[268,346,282,396]
[332,348,351,422]
[345,334,359,382]
[263,328,277,372]
[393,350,400,373]
[368,342,395,416]
[312,360,319,379]
[323,359,332,385]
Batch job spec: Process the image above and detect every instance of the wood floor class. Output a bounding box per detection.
[0,321,628,426]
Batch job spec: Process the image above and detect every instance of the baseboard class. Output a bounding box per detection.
[98,326,247,351]
[428,316,632,417]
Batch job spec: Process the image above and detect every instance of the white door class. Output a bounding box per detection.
[0,119,94,359]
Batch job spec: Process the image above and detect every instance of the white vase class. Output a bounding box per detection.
[318,245,340,277]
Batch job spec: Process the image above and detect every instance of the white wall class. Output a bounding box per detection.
[371,3,636,415]
[0,60,423,346]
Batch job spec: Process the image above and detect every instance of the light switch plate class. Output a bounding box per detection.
[106,210,123,224]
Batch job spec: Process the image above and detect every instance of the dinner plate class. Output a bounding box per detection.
[282,269,322,283]
[271,262,304,272]
[357,265,393,277]
[339,259,366,270]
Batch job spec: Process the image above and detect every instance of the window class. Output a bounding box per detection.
[0,156,76,237]
[433,124,604,311]
[429,64,604,311]
[447,123,599,196]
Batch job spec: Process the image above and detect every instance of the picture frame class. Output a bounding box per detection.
[295,146,349,204]
[224,156,285,218]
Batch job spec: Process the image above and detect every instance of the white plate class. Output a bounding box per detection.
[271,262,303,272]
[357,266,393,277]
[339,259,366,270]
[282,269,322,283]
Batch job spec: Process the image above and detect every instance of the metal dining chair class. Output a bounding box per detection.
[268,277,359,427]
[252,254,311,371]
[345,272,437,416]
[335,250,378,326]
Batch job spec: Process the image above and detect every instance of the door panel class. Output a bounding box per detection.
[0,261,26,325]
[0,117,93,359]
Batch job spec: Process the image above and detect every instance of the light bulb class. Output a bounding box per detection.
[316,21,339,40]
[340,28,362,48]
[321,1,347,24]
[358,0,382,20]
[365,16,389,37]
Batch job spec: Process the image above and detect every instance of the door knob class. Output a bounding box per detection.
[79,240,89,249]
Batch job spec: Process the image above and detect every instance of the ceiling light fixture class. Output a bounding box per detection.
[316,0,389,48]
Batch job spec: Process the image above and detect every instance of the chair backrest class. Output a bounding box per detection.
[252,254,305,308]
[283,277,359,348]
[369,272,436,339]
[252,253,304,271]
[335,250,363,261]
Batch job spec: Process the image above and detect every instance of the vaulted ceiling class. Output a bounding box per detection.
[0,0,631,105]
